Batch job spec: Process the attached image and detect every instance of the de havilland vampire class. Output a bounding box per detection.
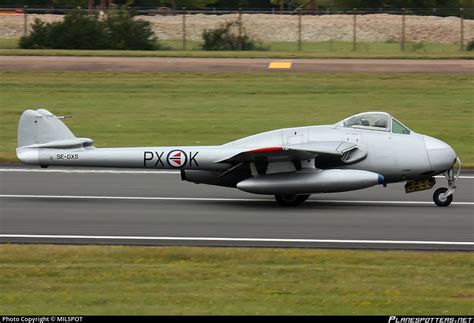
[16,109,460,207]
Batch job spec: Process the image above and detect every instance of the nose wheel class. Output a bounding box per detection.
[433,157,461,207]
[433,188,453,207]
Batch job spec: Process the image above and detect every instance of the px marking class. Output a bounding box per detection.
[144,150,199,168]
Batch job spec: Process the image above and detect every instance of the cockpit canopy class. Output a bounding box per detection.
[335,112,411,135]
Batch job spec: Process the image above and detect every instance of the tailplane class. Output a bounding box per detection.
[18,109,80,147]
[17,109,94,165]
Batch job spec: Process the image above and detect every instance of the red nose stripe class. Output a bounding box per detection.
[247,147,283,153]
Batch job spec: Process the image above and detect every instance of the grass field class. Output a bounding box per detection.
[0,71,472,166]
[1,38,473,59]
[0,245,472,315]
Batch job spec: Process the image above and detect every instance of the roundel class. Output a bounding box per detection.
[167,150,187,168]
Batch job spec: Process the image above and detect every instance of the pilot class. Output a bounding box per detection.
[360,118,370,126]
[374,118,387,128]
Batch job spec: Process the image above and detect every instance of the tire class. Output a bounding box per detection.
[274,194,310,207]
[433,187,453,207]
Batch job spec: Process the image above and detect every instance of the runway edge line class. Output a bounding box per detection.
[1,234,473,246]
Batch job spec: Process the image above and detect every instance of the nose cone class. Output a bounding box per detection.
[423,135,456,173]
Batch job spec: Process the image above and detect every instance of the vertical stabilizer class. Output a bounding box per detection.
[18,109,76,148]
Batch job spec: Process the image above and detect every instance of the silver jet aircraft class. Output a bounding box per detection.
[17,109,460,207]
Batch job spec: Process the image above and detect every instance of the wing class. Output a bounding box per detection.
[183,141,368,188]
[217,141,367,166]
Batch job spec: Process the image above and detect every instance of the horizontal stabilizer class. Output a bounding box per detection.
[25,137,94,149]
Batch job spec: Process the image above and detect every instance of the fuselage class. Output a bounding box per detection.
[16,109,457,194]
[16,109,459,205]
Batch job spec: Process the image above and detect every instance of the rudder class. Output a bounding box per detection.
[18,109,76,147]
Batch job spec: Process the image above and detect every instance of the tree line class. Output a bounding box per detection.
[19,7,268,50]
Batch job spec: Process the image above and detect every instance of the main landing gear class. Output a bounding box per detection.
[433,157,461,207]
[274,194,310,206]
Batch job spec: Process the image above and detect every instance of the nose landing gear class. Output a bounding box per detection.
[433,157,461,207]
[433,187,453,207]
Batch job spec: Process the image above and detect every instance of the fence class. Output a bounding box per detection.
[1,7,472,52]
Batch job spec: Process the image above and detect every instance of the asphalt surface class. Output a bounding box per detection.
[1,56,473,73]
[0,166,473,250]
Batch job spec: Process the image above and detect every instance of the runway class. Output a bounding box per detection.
[0,167,473,250]
[1,56,473,73]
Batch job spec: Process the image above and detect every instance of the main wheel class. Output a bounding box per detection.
[433,187,453,207]
[274,194,310,207]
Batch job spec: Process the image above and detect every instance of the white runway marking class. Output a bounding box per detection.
[0,234,472,246]
[0,168,473,178]
[0,168,180,174]
[1,194,473,205]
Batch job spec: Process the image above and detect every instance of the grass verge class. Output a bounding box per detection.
[0,38,473,59]
[0,244,473,315]
[0,71,472,166]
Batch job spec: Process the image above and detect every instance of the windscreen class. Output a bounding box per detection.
[392,119,411,134]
